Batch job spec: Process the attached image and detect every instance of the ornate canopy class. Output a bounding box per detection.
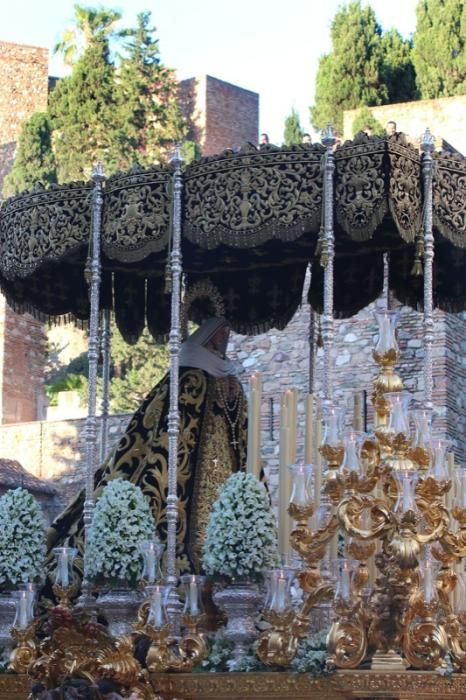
[0,134,464,342]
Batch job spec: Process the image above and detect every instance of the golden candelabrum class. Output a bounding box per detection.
[8,549,207,697]
[258,309,466,672]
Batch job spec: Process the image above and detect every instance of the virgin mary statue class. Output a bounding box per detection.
[46,318,247,577]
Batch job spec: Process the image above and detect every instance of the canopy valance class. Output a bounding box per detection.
[0,135,464,341]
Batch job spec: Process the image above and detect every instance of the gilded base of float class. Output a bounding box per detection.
[2,671,466,700]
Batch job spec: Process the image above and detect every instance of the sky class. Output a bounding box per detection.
[1,0,419,143]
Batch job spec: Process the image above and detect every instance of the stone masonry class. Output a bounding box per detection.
[227,291,466,507]
[343,96,466,155]
[179,75,258,155]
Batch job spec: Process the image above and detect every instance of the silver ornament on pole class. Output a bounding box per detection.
[100,308,112,462]
[320,124,336,405]
[420,128,435,414]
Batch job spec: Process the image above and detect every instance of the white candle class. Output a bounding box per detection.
[151,589,164,628]
[275,575,286,612]
[391,397,407,434]
[424,562,434,603]
[304,394,314,464]
[59,550,69,587]
[147,545,156,583]
[353,393,363,431]
[341,562,351,600]
[247,372,262,478]
[18,591,28,629]
[314,416,322,513]
[279,395,291,560]
[189,579,199,616]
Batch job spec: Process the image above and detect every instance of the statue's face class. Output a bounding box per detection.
[208,324,230,356]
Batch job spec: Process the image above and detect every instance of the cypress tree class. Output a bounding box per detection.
[283,109,303,146]
[413,0,466,98]
[381,30,418,104]
[3,113,57,196]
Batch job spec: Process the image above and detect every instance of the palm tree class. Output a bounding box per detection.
[54,4,122,66]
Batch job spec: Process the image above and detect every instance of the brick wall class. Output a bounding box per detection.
[227,292,466,507]
[179,75,258,155]
[0,41,49,146]
[0,298,47,423]
[343,96,466,155]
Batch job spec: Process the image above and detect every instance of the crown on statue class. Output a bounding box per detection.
[181,278,226,339]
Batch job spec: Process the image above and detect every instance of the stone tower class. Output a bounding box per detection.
[0,41,49,423]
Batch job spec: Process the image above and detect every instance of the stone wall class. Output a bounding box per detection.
[227,293,466,506]
[0,413,131,502]
[0,41,49,146]
[179,75,258,155]
[343,96,466,155]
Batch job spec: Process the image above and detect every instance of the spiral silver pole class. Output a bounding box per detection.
[321,124,336,405]
[77,163,105,608]
[100,308,112,462]
[421,128,435,413]
[166,147,184,587]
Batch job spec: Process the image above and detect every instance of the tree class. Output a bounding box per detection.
[381,30,418,104]
[310,2,417,132]
[413,0,466,98]
[113,11,186,168]
[49,35,119,181]
[3,113,57,196]
[351,106,384,136]
[54,4,122,66]
[283,108,303,146]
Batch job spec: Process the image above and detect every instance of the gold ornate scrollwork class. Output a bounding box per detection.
[327,599,367,669]
[403,595,448,670]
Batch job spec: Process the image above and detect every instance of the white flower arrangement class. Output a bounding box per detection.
[202,472,279,580]
[0,487,46,588]
[84,479,158,587]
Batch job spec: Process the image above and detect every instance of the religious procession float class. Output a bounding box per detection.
[0,128,465,698]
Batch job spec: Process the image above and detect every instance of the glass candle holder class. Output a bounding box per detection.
[181,574,204,617]
[428,438,451,481]
[341,430,366,474]
[394,470,418,515]
[53,547,77,587]
[387,392,412,436]
[139,540,164,584]
[419,559,440,604]
[19,583,36,623]
[333,559,356,602]
[289,463,313,507]
[322,405,345,447]
[12,589,33,630]
[146,584,170,629]
[411,409,432,449]
[265,568,295,613]
[374,309,399,355]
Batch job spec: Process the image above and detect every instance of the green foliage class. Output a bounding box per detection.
[381,30,418,104]
[198,630,267,672]
[351,106,385,136]
[49,36,118,182]
[413,0,466,98]
[113,11,186,169]
[289,632,334,676]
[54,4,122,66]
[310,1,417,132]
[283,108,303,146]
[2,113,57,196]
[181,140,202,164]
[45,372,88,407]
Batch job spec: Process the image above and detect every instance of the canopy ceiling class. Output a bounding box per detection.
[0,133,464,342]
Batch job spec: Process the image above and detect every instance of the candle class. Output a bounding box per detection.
[279,394,291,560]
[150,588,164,628]
[353,393,363,431]
[146,544,156,583]
[59,550,69,587]
[341,561,351,600]
[314,415,322,512]
[325,408,340,445]
[304,393,314,464]
[189,578,199,616]
[246,372,262,478]
[424,561,434,603]
[275,575,286,612]
[291,466,307,506]
[18,591,28,629]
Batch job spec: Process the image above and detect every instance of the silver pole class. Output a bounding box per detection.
[100,308,112,462]
[166,147,184,587]
[78,163,105,607]
[421,128,435,413]
[321,125,336,405]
